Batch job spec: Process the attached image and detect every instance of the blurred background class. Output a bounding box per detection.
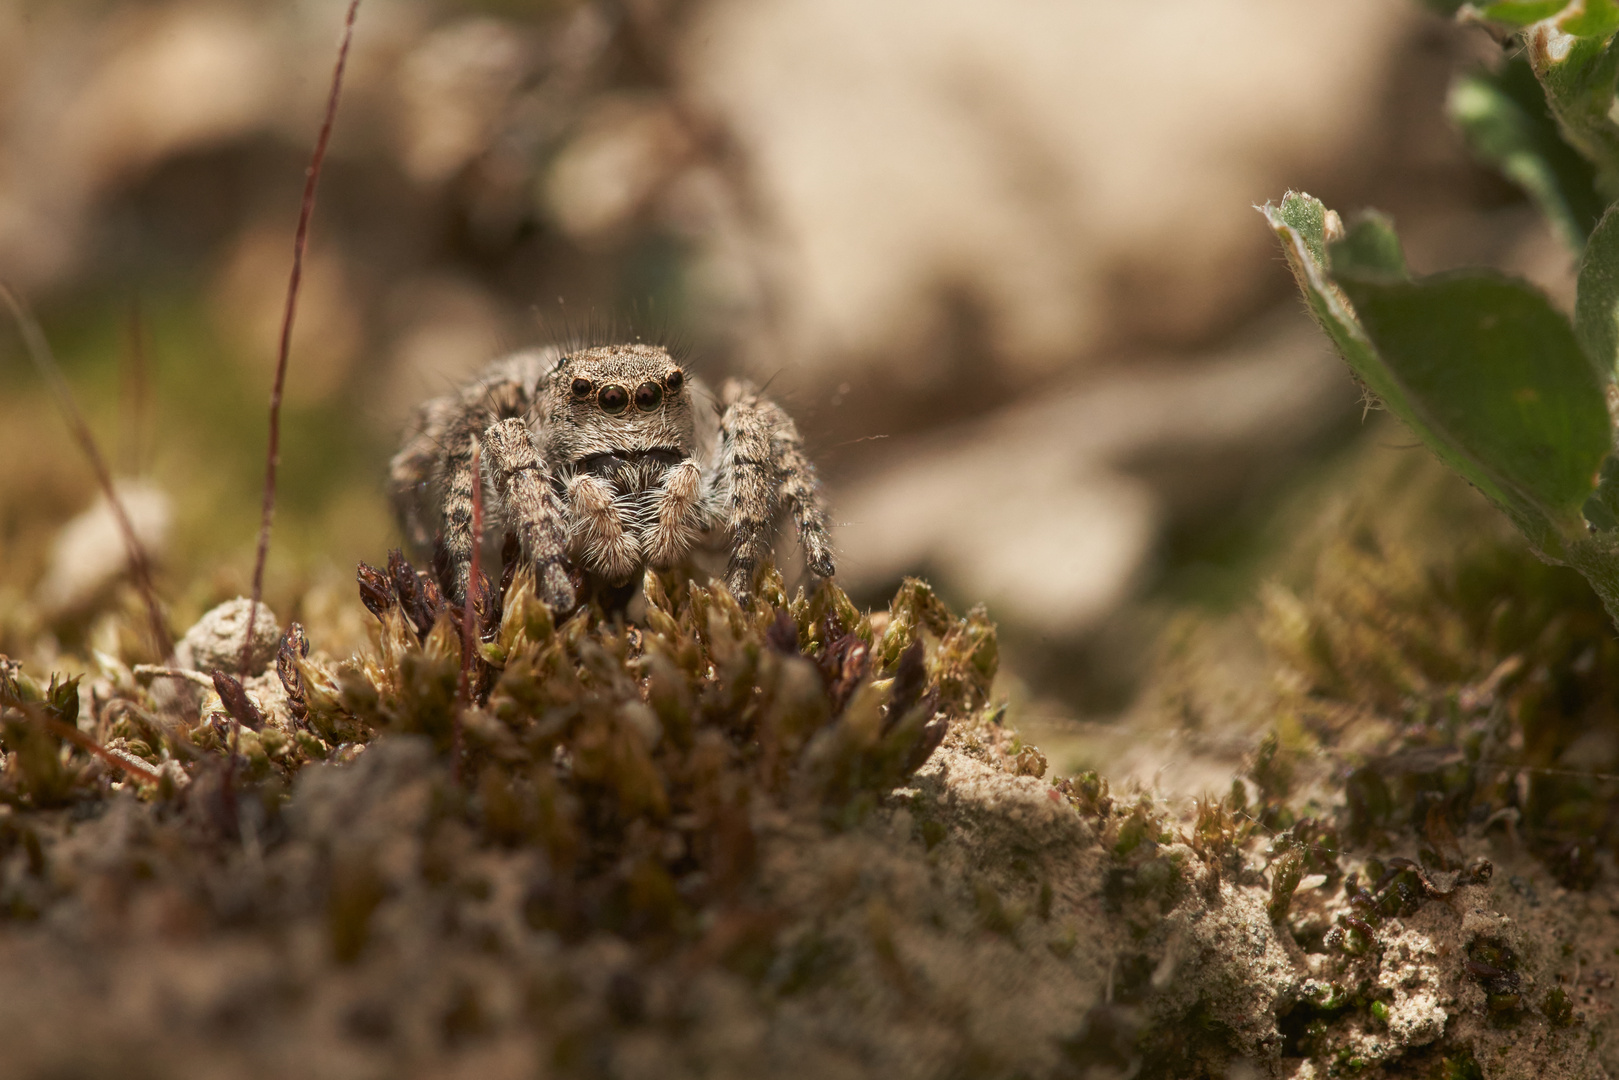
[0,0,1568,771]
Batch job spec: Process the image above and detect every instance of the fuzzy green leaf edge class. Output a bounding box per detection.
[1261,192,1610,558]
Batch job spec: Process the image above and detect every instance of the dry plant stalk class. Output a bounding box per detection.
[240,0,361,674]
[0,283,172,658]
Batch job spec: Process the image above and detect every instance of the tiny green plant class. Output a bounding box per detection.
[1264,2,1619,632]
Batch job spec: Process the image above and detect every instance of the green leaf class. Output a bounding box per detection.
[1262,194,1527,539]
[1582,456,1619,530]
[1575,204,1619,380]
[1449,55,1604,248]
[1565,530,1619,635]
[1336,269,1610,543]
[1330,213,1408,283]
[1528,11,1619,198]
[1576,206,1619,534]
[1261,192,1611,555]
[1270,189,1332,268]
[1561,0,1619,36]
[1468,1,1575,27]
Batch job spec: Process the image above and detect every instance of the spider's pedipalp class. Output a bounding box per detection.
[643,460,707,568]
[566,473,640,583]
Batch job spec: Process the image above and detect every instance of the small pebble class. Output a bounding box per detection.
[175,598,281,674]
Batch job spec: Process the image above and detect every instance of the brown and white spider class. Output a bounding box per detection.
[389,343,835,612]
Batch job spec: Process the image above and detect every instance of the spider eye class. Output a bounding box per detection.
[665,369,684,392]
[598,384,629,414]
[571,378,593,399]
[635,382,663,411]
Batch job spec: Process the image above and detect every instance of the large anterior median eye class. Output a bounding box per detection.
[635,382,663,410]
[571,378,593,398]
[598,384,629,414]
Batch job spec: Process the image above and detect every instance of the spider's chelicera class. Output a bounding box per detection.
[390,343,835,611]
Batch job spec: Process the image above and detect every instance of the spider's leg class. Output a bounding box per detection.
[389,401,451,553]
[483,418,577,611]
[775,423,835,580]
[566,473,641,584]
[643,460,707,568]
[709,388,777,606]
[709,382,833,605]
[436,419,481,604]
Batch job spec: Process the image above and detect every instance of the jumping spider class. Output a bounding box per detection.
[390,343,835,612]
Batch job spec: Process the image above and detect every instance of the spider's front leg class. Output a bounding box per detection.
[708,381,835,607]
[482,419,577,611]
[425,418,483,605]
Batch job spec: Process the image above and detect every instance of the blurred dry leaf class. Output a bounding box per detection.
[61,4,276,192]
[834,318,1352,636]
[684,0,1415,379]
[383,274,516,420]
[396,17,535,186]
[546,95,695,244]
[212,225,365,403]
[34,480,171,619]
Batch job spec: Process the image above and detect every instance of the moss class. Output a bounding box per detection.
[1543,986,1577,1029]
[1466,936,1525,1025]
[0,669,88,807]
[1128,456,1619,1077]
[1259,521,1619,889]
[972,878,1024,937]
[1268,847,1304,924]
[8,450,1619,1077]
[1436,1053,1485,1080]
[0,557,996,970]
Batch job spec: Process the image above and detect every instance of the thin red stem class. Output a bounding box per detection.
[454,443,484,786]
[37,709,163,786]
[0,284,172,659]
[240,0,360,675]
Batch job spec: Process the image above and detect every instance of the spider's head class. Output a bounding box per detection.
[547,343,695,458]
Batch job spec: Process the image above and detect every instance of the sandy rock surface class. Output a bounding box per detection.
[0,731,1614,1079]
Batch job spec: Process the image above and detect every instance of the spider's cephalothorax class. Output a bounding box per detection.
[390,343,835,612]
